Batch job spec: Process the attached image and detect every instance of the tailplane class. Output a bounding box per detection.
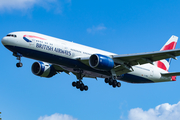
[155,35,178,71]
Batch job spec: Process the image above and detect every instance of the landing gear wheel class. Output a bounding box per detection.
[109,79,113,85]
[80,87,84,91]
[117,82,121,87]
[80,83,84,91]
[76,81,80,89]
[72,80,88,91]
[105,78,121,88]
[113,80,117,88]
[84,85,88,91]
[105,78,109,83]
[16,63,23,67]
[72,81,76,87]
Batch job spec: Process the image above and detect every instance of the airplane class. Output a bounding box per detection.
[2,31,180,91]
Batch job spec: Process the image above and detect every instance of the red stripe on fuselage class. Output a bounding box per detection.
[23,35,46,40]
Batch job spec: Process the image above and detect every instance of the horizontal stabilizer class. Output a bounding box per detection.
[161,72,180,77]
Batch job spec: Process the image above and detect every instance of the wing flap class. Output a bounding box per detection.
[113,65,132,76]
[52,64,71,75]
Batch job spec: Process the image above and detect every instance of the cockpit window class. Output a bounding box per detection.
[6,34,17,37]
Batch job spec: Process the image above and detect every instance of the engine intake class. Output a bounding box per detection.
[89,54,114,71]
[31,61,56,78]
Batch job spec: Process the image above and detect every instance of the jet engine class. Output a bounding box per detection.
[31,61,56,78]
[89,54,114,71]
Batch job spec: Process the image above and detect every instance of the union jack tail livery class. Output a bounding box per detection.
[155,35,178,71]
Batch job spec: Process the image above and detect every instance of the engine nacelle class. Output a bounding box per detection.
[31,61,56,78]
[89,54,114,71]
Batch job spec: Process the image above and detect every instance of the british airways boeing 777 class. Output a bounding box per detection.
[2,31,180,91]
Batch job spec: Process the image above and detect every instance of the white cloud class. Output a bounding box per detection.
[0,0,37,10]
[128,101,180,120]
[38,113,77,120]
[87,24,107,34]
[0,0,70,13]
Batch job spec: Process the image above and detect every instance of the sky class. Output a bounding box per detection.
[1,0,180,120]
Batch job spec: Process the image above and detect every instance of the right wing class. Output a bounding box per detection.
[76,49,180,76]
[111,49,180,75]
[112,49,180,66]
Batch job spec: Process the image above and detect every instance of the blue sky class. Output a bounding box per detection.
[1,0,180,120]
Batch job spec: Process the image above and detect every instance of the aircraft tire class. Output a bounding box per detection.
[72,81,76,87]
[105,78,109,83]
[117,82,121,87]
[84,86,88,91]
[113,80,117,85]
[109,79,113,85]
[80,83,84,90]
[80,87,84,91]
[16,63,23,67]
[113,84,116,88]
[76,81,80,89]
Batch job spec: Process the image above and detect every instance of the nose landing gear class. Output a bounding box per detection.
[16,62,23,67]
[13,52,23,68]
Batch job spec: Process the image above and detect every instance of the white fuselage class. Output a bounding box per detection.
[1,31,172,83]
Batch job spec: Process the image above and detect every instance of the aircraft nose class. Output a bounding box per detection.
[1,37,6,45]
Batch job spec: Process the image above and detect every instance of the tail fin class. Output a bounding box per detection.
[155,35,178,71]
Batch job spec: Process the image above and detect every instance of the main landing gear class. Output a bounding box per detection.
[72,69,88,91]
[13,52,23,68]
[72,81,88,91]
[104,78,121,88]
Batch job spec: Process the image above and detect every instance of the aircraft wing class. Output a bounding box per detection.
[76,49,180,76]
[107,49,180,75]
[112,49,180,66]
[52,64,71,75]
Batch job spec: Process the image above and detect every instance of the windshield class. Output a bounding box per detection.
[6,34,17,37]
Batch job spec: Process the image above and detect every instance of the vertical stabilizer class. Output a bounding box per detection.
[155,35,178,71]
